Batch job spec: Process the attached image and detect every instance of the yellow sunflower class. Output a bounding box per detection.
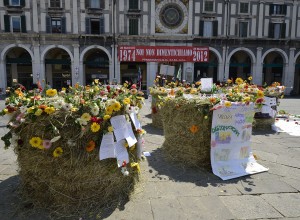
[108,126,114,132]
[81,113,91,121]
[46,89,57,97]
[44,107,55,115]
[235,78,243,85]
[112,102,121,111]
[123,98,131,105]
[53,147,63,157]
[91,122,100,132]
[224,101,232,107]
[103,115,111,120]
[29,137,43,148]
[257,90,264,98]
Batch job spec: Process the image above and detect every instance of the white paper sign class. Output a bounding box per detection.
[160,64,168,75]
[99,133,115,160]
[125,122,137,147]
[110,115,127,129]
[211,103,268,180]
[167,65,175,76]
[201,78,213,92]
[264,97,277,107]
[130,112,141,130]
[115,139,129,167]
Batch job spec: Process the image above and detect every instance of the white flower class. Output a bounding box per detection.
[90,106,99,116]
[63,103,73,111]
[50,136,61,143]
[19,106,28,114]
[76,118,88,126]
[53,100,65,109]
[67,140,76,147]
[107,99,117,106]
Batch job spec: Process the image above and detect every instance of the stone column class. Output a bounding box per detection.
[0,59,7,91]
[33,44,42,84]
[72,44,81,86]
[254,47,263,85]
[258,1,264,38]
[285,48,296,94]
[290,1,298,39]
[110,44,119,84]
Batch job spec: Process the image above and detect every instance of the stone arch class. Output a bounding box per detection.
[294,51,300,64]
[209,47,222,63]
[80,45,112,63]
[1,44,34,62]
[227,47,256,64]
[41,45,74,62]
[262,48,288,64]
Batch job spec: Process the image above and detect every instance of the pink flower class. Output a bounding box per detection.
[43,140,52,149]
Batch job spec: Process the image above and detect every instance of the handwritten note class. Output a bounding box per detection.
[115,139,129,167]
[130,112,141,130]
[110,115,127,129]
[201,78,213,92]
[99,133,115,160]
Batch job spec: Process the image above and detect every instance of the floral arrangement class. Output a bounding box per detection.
[1,82,146,172]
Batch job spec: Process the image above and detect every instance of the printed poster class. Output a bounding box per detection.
[211,103,269,180]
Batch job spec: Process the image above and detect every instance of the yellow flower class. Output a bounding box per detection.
[3,109,8,114]
[45,107,55,114]
[46,89,57,97]
[29,137,43,148]
[91,122,100,132]
[112,102,121,111]
[34,109,43,116]
[81,113,91,121]
[123,98,131,105]
[53,147,63,157]
[103,115,111,120]
[257,90,264,98]
[108,126,114,132]
[224,101,232,107]
[235,78,243,85]
[248,76,252,81]
[227,79,232,84]
[27,106,35,114]
[105,106,114,115]
[138,103,143,109]
[243,96,251,102]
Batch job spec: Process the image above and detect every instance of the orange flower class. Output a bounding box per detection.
[209,97,216,103]
[38,104,48,110]
[190,125,199,134]
[86,140,96,152]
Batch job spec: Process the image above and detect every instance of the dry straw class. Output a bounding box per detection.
[160,97,213,168]
[14,112,139,218]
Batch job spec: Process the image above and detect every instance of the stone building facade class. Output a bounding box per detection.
[0,0,300,94]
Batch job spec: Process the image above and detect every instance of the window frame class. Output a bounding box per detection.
[90,0,100,9]
[203,21,213,37]
[239,2,249,14]
[203,0,214,13]
[129,18,139,35]
[238,21,249,38]
[49,0,61,8]
[51,17,62,33]
[129,0,139,10]
[11,16,21,33]
[10,0,20,6]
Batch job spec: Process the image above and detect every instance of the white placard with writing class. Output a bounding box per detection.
[130,112,141,130]
[99,133,116,160]
[201,78,213,92]
[115,139,129,167]
[167,65,175,76]
[160,64,168,75]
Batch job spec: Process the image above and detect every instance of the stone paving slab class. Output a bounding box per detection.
[150,197,186,220]
[261,193,300,218]
[220,195,283,219]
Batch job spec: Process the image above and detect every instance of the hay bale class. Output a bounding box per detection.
[14,112,138,217]
[160,98,213,168]
[151,96,163,129]
[253,117,275,130]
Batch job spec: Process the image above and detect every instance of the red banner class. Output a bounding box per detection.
[118,46,209,62]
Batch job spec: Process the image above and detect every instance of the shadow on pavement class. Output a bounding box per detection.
[142,124,164,136]
[0,175,129,220]
[147,147,256,191]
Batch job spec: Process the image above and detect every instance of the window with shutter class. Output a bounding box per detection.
[239,22,248,37]
[20,0,24,7]
[203,21,213,37]
[11,16,21,32]
[204,0,214,12]
[90,0,100,8]
[51,18,63,33]
[90,18,100,34]
[239,2,249,14]
[4,0,9,6]
[280,23,286,38]
[213,20,218,36]
[46,16,51,33]
[50,0,60,8]
[274,23,281,39]
[4,15,10,32]
[21,15,26,33]
[199,20,204,36]
[272,4,286,15]
[85,18,91,34]
[129,18,138,35]
[99,16,105,34]
[129,0,139,10]
[61,17,66,33]
[268,23,274,38]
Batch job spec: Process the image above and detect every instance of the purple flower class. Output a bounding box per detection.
[43,140,52,149]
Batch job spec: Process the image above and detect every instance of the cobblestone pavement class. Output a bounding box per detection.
[0,97,300,220]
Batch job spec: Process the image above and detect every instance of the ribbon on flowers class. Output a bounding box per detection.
[130,162,141,173]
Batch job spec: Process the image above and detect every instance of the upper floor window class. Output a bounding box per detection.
[204,0,214,12]
[46,16,66,33]
[85,0,105,9]
[129,0,139,10]
[270,4,287,15]
[269,22,286,39]
[129,18,138,35]
[4,0,25,7]
[4,15,26,33]
[239,21,248,37]
[239,2,249,14]
[50,0,60,8]
[199,20,218,37]
[85,16,105,34]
